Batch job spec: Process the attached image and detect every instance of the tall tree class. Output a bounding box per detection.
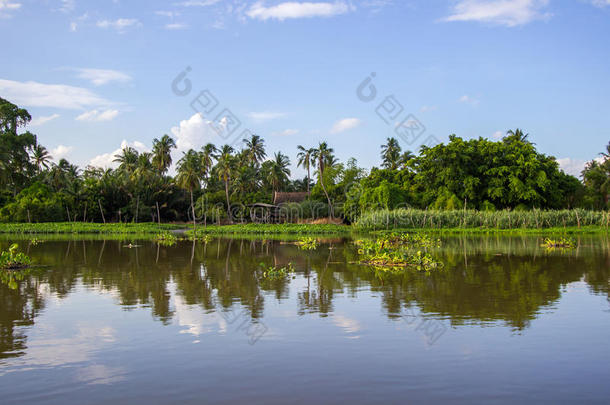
[381,137,402,170]
[243,134,266,166]
[267,152,291,194]
[297,145,314,194]
[216,145,236,219]
[31,144,52,173]
[176,150,202,230]
[312,142,335,217]
[152,134,176,175]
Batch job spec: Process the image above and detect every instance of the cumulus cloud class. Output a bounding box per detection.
[247,111,287,122]
[0,79,112,110]
[170,113,218,155]
[330,117,362,134]
[492,130,504,139]
[51,145,74,161]
[0,0,21,18]
[76,109,119,122]
[30,113,60,127]
[89,140,149,168]
[74,68,132,86]
[247,1,352,21]
[443,0,551,27]
[96,18,141,32]
[459,94,479,105]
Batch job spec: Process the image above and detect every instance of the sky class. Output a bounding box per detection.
[1,0,609,178]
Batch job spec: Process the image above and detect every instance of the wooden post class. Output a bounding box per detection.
[83,202,88,223]
[66,206,71,222]
[98,199,106,224]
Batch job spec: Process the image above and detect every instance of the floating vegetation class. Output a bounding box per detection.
[541,237,575,249]
[154,232,178,246]
[296,237,318,250]
[354,233,442,272]
[0,244,32,270]
[259,262,295,281]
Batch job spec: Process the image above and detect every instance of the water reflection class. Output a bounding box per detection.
[0,235,609,361]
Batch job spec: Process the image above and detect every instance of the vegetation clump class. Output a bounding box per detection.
[0,243,32,270]
[541,237,575,249]
[259,262,295,280]
[296,237,318,250]
[154,232,178,246]
[355,233,442,272]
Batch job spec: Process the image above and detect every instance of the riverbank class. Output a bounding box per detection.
[0,222,186,234]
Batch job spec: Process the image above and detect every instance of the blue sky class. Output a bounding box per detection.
[1,0,609,177]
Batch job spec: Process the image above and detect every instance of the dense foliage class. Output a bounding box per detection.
[0,98,607,224]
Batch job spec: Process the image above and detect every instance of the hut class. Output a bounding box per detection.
[248,192,310,223]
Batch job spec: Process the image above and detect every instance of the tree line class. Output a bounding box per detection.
[0,97,607,224]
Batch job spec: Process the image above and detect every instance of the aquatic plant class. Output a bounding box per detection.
[259,262,295,280]
[154,232,178,246]
[541,237,575,249]
[189,223,348,237]
[354,233,442,272]
[0,243,32,270]
[296,237,318,250]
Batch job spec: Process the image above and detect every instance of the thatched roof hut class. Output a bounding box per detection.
[273,192,310,205]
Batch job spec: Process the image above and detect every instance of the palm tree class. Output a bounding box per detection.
[599,141,610,160]
[176,149,202,230]
[267,152,291,194]
[312,142,334,217]
[200,143,218,184]
[216,145,236,219]
[399,150,415,170]
[506,128,531,143]
[297,145,315,194]
[243,134,266,166]
[381,137,402,170]
[113,147,139,173]
[31,144,52,172]
[152,134,176,175]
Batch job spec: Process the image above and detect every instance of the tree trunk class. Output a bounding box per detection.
[319,166,333,218]
[98,199,106,224]
[307,165,311,194]
[190,189,196,233]
[135,195,140,223]
[225,179,231,222]
[83,202,87,223]
[156,201,161,225]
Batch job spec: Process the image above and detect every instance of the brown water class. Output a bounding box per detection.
[1,235,609,404]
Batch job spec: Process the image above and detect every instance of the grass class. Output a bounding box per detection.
[0,222,187,235]
[356,209,610,231]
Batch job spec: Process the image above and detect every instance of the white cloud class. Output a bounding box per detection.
[272,128,299,136]
[96,18,141,32]
[590,0,610,7]
[247,111,287,122]
[0,79,112,109]
[420,105,437,113]
[247,1,352,21]
[166,22,189,30]
[89,140,149,168]
[59,0,75,13]
[557,157,604,178]
[170,113,218,156]
[76,109,120,122]
[330,117,362,134]
[443,0,550,27]
[51,145,74,161]
[74,68,131,86]
[459,94,479,105]
[30,113,60,127]
[492,130,504,139]
[0,0,21,18]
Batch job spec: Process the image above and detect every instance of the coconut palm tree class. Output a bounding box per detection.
[312,142,334,217]
[152,134,176,175]
[297,145,315,194]
[381,137,402,170]
[176,149,202,230]
[267,152,291,194]
[243,134,266,166]
[113,147,139,174]
[216,145,236,219]
[200,143,218,184]
[506,128,531,144]
[31,144,52,172]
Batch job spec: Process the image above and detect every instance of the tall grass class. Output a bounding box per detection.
[355,209,610,230]
[0,222,186,234]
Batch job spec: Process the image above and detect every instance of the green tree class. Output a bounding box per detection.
[176,149,202,229]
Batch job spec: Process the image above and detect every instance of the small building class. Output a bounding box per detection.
[249,192,311,223]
